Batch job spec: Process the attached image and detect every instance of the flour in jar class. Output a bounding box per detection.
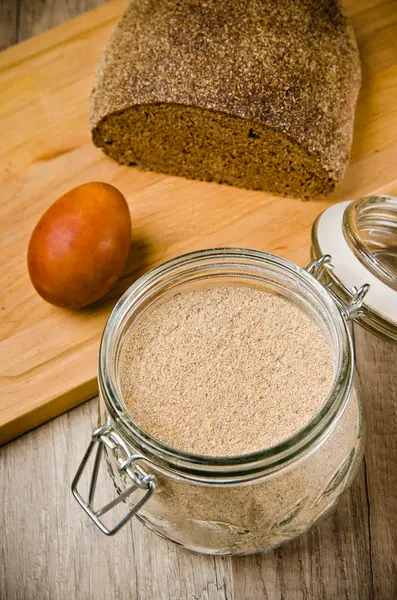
[119,285,334,456]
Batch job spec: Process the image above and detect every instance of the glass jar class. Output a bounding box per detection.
[72,248,366,555]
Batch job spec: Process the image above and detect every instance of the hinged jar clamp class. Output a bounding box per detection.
[306,255,370,321]
[311,196,397,343]
[72,421,155,535]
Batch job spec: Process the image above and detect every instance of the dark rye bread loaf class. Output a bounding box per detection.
[90,0,361,199]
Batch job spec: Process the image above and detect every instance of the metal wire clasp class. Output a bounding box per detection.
[71,422,155,536]
[306,254,370,321]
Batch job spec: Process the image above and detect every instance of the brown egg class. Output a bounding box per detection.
[27,182,132,309]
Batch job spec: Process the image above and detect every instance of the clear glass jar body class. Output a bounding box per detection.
[97,249,364,555]
[102,390,363,555]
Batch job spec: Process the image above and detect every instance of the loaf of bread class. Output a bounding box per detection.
[90,0,361,199]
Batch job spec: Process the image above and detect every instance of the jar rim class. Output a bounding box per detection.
[98,247,354,483]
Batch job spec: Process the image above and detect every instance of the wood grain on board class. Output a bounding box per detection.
[1,0,397,444]
[1,2,397,600]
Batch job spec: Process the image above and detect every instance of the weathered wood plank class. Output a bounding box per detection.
[0,398,234,600]
[18,0,109,41]
[354,325,397,600]
[0,391,375,600]
[0,0,19,50]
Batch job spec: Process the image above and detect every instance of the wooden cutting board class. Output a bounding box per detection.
[1,0,397,445]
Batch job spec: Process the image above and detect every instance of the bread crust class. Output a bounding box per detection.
[90,0,361,196]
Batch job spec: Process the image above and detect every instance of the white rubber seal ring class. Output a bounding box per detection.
[316,201,397,324]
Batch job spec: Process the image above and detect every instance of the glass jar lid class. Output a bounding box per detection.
[311,195,397,344]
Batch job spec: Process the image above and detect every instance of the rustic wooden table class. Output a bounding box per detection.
[1,2,396,599]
